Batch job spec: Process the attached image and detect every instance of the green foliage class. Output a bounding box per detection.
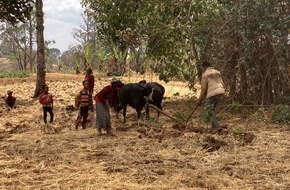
[0,70,29,78]
[230,101,241,114]
[272,105,290,124]
[254,107,267,121]
[173,92,180,97]
[220,0,289,104]
[0,0,33,24]
[60,46,84,70]
[84,44,92,66]
[46,47,61,69]
[0,21,37,71]
[174,111,185,121]
[111,77,123,82]
[82,0,144,51]
[57,69,76,74]
[204,102,214,124]
[232,127,244,137]
[80,0,289,105]
[98,49,109,62]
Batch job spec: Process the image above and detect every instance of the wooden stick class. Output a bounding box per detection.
[185,105,199,124]
[148,104,180,122]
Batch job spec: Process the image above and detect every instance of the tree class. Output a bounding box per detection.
[216,1,290,104]
[72,13,99,68]
[82,0,289,105]
[0,0,34,25]
[0,21,36,71]
[1,0,46,97]
[81,0,148,73]
[33,0,45,97]
[60,45,84,71]
[46,48,61,70]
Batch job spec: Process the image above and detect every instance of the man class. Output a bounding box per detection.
[197,61,225,132]
[4,90,16,111]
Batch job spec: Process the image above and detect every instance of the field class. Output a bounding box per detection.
[0,72,289,190]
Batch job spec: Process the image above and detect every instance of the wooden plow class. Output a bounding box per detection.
[148,104,199,125]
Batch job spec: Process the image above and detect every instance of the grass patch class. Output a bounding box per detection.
[272,104,290,124]
[0,70,29,78]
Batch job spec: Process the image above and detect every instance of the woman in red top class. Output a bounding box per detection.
[94,80,124,135]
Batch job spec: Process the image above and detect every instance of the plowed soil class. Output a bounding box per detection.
[0,73,289,190]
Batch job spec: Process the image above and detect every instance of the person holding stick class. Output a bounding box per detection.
[196,61,225,132]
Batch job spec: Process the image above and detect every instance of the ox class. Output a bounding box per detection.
[117,83,148,122]
[139,80,165,119]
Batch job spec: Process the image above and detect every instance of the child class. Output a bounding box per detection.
[75,80,90,130]
[84,67,95,111]
[94,80,124,136]
[4,90,16,111]
[39,84,54,132]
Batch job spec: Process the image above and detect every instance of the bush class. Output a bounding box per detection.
[230,101,241,114]
[271,104,290,124]
[174,111,185,121]
[0,70,29,78]
[204,102,214,124]
[232,127,244,137]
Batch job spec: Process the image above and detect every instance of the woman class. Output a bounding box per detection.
[94,80,124,136]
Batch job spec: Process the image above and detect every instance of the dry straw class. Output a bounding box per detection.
[0,73,289,189]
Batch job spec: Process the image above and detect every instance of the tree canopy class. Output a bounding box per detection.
[0,0,34,24]
[81,0,289,105]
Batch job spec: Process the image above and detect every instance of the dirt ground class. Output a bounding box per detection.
[0,72,290,190]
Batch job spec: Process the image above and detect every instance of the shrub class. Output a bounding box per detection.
[204,102,214,124]
[230,101,241,114]
[271,104,290,124]
[232,127,244,137]
[174,111,185,121]
[173,92,180,97]
[0,70,29,78]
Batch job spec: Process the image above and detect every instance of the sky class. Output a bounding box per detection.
[43,0,84,53]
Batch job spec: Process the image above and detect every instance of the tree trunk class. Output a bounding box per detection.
[239,63,247,103]
[18,51,23,70]
[24,44,27,70]
[228,61,237,97]
[190,35,201,81]
[29,16,34,72]
[33,0,45,98]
